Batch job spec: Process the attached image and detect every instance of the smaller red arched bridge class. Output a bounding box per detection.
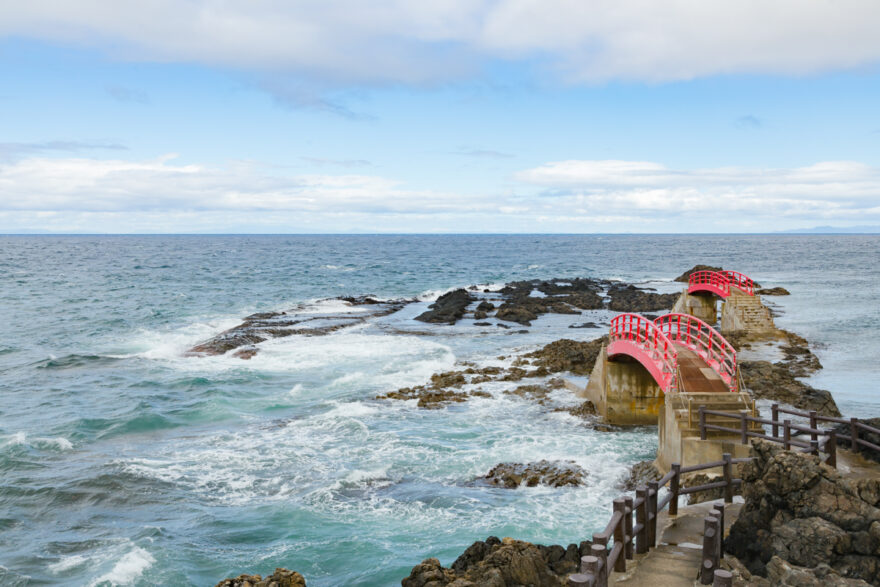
[688,270,755,297]
[607,313,737,394]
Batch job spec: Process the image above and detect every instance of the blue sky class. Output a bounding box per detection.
[1,1,880,233]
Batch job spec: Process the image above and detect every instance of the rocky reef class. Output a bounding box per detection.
[402,536,590,587]
[480,460,587,488]
[523,337,608,376]
[606,283,678,312]
[415,289,475,324]
[726,441,880,585]
[214,568,306,587]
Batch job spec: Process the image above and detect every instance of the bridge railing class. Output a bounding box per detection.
[688,271,730,297]
[720,270,755,296]
[568,453,750,587]
[608,313,678,392]
[654,313,737,392]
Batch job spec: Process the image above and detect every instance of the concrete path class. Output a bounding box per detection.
[613,500,742,586]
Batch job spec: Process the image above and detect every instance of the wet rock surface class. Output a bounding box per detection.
[740,360,840,416]
[606,283,678,312]
[415,289,475,324]
[187,299,410,358]
[618,460,661,491]
[555,400,597,420]
[402,536,592,587]
[215,568,306,587]
[726,441,880,585]
[757,286,791,296]
[480,460,587,488]
[524,336,608,375]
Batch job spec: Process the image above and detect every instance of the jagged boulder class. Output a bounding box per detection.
[726,441,880,584]
[740,360,840,416]
[525,336,608,375]
[215,568,306,587]
[402,537,587,587]
[618,460,661,491]
[415,290,475,324]
[480,460,587,488]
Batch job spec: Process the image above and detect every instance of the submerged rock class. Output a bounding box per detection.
[525,336,608,375]
[726,441,880,584]
[480,460,587,488]
[415,289,474,324]
[215,568,306,587]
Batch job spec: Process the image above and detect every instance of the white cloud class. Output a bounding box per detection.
[2,1,879,84]
[2,154,880,233]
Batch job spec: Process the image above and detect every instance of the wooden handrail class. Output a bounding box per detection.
[576,453,746,586]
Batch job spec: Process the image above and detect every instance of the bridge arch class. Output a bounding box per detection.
[687,270,756,298]
[653,313,737,392]
[607,313,679,393]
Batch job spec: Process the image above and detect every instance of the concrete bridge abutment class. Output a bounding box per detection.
[671,291,717,324]
[581,346,664,426]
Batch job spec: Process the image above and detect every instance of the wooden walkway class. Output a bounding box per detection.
[614,501,742,586]
[674,347,729,394]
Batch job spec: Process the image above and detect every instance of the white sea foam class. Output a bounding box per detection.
[320,401,378,419]
[31,436,74,451]
[87,547,155,586]
[48,554,89,574]
[289,383,304,396]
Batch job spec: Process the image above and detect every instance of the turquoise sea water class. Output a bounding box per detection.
[1,234,879,586]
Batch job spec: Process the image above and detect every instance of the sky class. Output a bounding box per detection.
[1,1,880,234]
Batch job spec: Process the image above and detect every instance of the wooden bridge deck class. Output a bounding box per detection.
[674,347,729,394]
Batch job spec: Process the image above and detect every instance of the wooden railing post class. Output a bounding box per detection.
[636,486,648,554]
[699,405,706,440]
[568,573,591,587]
[811,439,819,457]
[783,420,791,450]
[647,481,659,547]
[740,410,748,444]
[669,463,681,516]
[623,495,634,560]
[710,506,724,560]
[713,569,733,586]
[851,418,860,453]
[612,498,627,572]
[771,403,779,437]
[827,430,837,468]
[722,453,733,504]
[809,410,818,445]
[591,543,608,587]
[700,516,719,584]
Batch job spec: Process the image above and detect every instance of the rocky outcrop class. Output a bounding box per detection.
[740,360,840,416]
[188,299,409,358]
[674,264,723,282]
[606,284,677,313]
[618,460,661,491]
[480,460,587,488]
[726,441,880,585]
[524,337,608,375]
[415,289,475,324]
[555,400,597,419]
[402,536,591,587]
[215,568,306,587]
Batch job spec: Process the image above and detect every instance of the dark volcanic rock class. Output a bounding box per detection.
[568,322,600,329]
[403,536,587,587]
[415,289,475,324]
[481,460,587,488]
[757,287,791,296]
[215,568,306,587]
[188,299,409,358]
[555,400,597,420]
[740,360,840,416]
[525,336,608,375]
[726,441,880,584]
[495,304,539,325]
[674,264,724,282]
[476,301,496,312]
[607,283,677,313]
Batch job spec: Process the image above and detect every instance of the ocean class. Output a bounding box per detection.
[1,234,878,586]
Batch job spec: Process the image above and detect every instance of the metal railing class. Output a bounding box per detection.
[687,270,731,298]
[654,313,737,391]
[567,454,749,587]
[720,270,755,296]
[608,313,679,393]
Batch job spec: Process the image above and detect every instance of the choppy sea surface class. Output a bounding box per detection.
[1,234,878,586]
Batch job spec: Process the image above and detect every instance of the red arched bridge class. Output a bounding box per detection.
[688,270,755,298]
[607,313,738,394]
